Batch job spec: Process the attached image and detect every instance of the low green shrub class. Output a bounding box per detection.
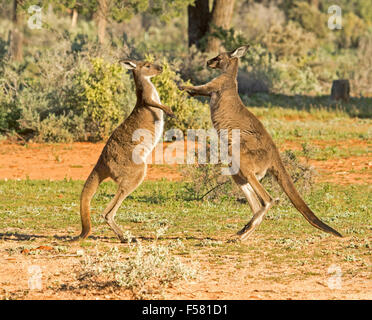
[288,1,328,39]
[65,57,136,140]
[335,12,367,49]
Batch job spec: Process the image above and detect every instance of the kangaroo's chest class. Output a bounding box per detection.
[140,78,164,160]
[209,92,236,132]
[210,92,221,126]
[147,79,164,146]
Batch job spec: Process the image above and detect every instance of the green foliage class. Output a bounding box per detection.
[321,0,372,24]
[336,12,367,48]
[351,34,372,96]
[211,25,320,94]
[232,2,285,42]
[263,21,317,59]
[206,26,249,53]
[181,163,236,201]
[0,0,371,144]
[67,57,136,140]
[0,92,20,133]
[177,45,217,85]
[37,113,75,143]
[145,0,195,23]
[288,1,328,39]
[109,0,150,22]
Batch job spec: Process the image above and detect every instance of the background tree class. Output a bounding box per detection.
[10,0,24,61]
[206,0,235,52]
[187,0,236,52]
[94,0,193,44]
[187,0,210,49]
[97,0,108,43]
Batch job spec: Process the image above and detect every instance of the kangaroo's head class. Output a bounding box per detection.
[121,59,163,78]
[206,45,250,71]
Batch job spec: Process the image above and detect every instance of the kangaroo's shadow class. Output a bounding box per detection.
[0,232,221,243]
[0,232,111,243]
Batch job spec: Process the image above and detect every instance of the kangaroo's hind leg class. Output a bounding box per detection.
[234,172,278,241]
[233,174,262,214]
[102,166,146,243]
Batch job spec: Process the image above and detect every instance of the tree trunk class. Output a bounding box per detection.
[71,8,78,28]
[308,0,319,9]
[97,0,108,44]
[206,0,235,53]
[187,0,210,49]
[331,80,350,102]
[10,0,23,61]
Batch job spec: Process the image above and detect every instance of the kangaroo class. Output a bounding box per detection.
[179,45,342,240]
[79,59,175,242]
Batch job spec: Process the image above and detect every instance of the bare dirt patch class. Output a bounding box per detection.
[0,139,369,184]
[0,237,370,300]
[0,140,182,182]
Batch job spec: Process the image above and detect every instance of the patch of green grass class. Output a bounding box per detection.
[244,93,372,119]
[235,94,372,145]
[289,142,370,160]
[0,179,370,275]
[262,117,370,144]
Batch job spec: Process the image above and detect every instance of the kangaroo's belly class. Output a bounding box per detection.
[101,107,164,166]
[141,85,164,161]
[139,109,164,162]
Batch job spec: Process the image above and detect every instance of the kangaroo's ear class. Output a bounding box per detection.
[230,45,250,58]
[121,60,137,70]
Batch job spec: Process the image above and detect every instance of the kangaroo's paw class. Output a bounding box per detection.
[227,233,242,244]
[78,230,91,240]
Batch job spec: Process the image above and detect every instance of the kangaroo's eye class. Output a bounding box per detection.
[146,65,150,68]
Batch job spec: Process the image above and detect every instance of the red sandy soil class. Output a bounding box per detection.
[0,139,370,300]
[0,139,370,185]
[0,238,370,300]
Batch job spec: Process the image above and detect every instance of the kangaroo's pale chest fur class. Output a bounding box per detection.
[141,77,164,161]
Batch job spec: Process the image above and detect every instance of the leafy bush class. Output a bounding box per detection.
[37,114,75,143]
[0,92,20,134]
[239,43,279,94]
[181,163,237,201]
[233,2,285,42]
[335,12,367,48]
[351,34,372,96]
[263,21,317,59]
[66,57,136,140]
[288,1,328,39]
[177,45,217,85]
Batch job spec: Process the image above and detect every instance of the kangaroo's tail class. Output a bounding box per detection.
[79,169,102,239]
[272,153,342,237]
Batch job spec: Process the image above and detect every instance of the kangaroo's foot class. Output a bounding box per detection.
[78,229,91,240]
[227,234,242,244]
[235,198,278,241]
[117,234,138,244]
[69,230,90,242]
